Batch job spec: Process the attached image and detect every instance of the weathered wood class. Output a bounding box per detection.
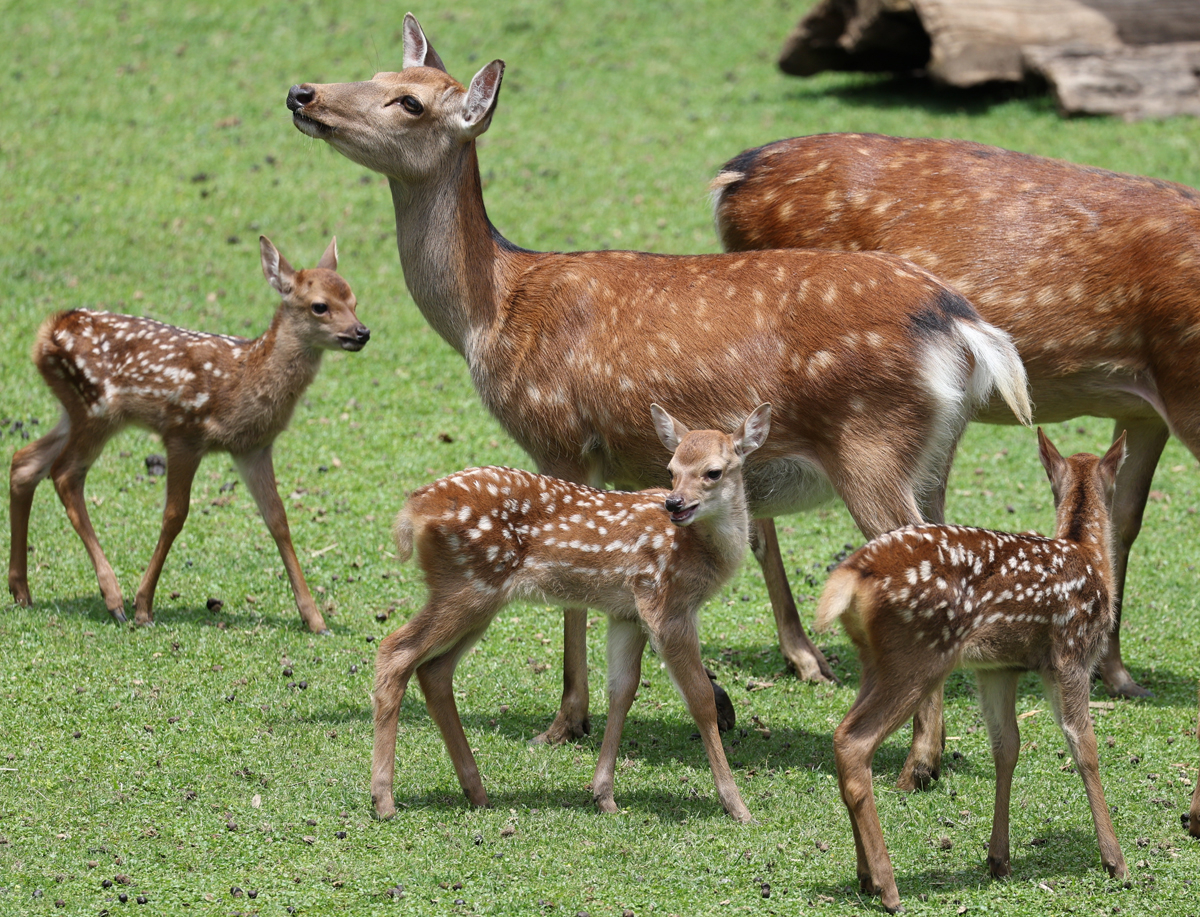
[1080,1,1200,46]
[1025,41,1200,119]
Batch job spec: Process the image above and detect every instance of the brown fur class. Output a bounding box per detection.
[713,132,1200,701]
[371,405,769,822]
[815,430,1128,911]
[286,16,1030,784]
[8,236,370,632]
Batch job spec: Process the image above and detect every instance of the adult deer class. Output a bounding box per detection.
[373,404,770,822]
[285,17,1031,788]
[817,429,1129,912]
[712,132,1200,701]
[8,237,370,633]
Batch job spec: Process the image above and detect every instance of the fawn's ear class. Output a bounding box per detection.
[1037,427,1068,501]
[402,12,448,72]
[317,236,338,271]
[736,403,772,457]
[260,236,295,296]
[651,403,690,454]
[1098,430,1127,490]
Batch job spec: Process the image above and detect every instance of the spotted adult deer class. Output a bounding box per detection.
[8,237,370,633]
[713,132,1200,702]
[286,16,1031,787]
[815,429,1128,912]
[373,404,771,822]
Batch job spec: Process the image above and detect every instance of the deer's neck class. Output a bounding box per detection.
[689,493,752,586]
[389,143,525,360]
[241,317,322,417]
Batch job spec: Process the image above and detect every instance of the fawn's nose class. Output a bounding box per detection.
[354,324,371,345]
[287,84,315,112]
[664,494,685,513]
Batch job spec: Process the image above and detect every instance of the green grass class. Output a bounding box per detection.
[2,0,1199,914]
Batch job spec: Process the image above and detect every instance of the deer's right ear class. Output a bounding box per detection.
[402,12,448,72]
[1036,427,1067,498]
[459,60,505,140]
[651,403,689,454]
[260,236,295,296]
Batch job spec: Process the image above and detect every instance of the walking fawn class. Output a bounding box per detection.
[8,237,370,633]
[712,132,1200,703]
[286,15,1031,789]
[815,430,1129,912]
[371,404,771,823]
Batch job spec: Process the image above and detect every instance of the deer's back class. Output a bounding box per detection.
[842,524,1114,672]
[480,248,974,495]
[715,134,1200,383]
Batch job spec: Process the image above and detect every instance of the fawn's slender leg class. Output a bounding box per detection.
[652,611,751,823]
[976,669,1021,878]
[1190,688,1200,839]
[133,441,202,625]
[533,605,591,744]
[1042,670,1128,878]
[234,446,326,633]
[50,425,125,621]
[752,518,834,682]
[592,616,647,814]
[1102,417,1169,699]
[416,626,492,808]
[8,415,70,606]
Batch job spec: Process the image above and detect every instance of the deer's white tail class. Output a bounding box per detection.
[815,567,861,632]
[393,504,417,565]
[955,319,1032,426]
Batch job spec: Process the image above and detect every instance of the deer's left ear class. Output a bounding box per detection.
[1099,430,1127,489]
[651,403,690,454]
[317,236,338,271]
[736,403,772,457]
[261,236,295,296]
[402,12,448,72]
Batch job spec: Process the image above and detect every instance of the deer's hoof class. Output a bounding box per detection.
[987,855,1011,879]
[710,676,736,734]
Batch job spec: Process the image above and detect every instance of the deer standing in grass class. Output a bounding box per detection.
[285,15,1031,788]
[373,403,771,822]
[712,132,1200,703]
[8,237,370,633]
[815,429,1129,912]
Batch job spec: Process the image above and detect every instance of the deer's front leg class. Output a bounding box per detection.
[8,417,70,606]
[134,443,202,626]
[752,519,834,683]
[592,616,647,814]
[533,605,591,744]
[1190,690,1200,838]
[234,447,327,634]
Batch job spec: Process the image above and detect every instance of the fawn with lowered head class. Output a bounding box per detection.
[8,236,370,633]
[371,403,772,823]
[712,132,1200,703]
[287,15,1031,790]
[815,429,1129,912]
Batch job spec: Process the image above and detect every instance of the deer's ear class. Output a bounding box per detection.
[317,236,338,271]
[459,60,505,140]
[402,12,448,72]
[737,403,772,457]
[1037,427,1068,499]
[260,236,295,295]
[651,403,689,454]
[1099,430,1127,490]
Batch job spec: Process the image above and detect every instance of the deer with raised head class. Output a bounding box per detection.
[8,236,370,633]
[815,429,1129,912]
[712,132,1200,703]
[373,403,771,822]
[286,15,1031,789]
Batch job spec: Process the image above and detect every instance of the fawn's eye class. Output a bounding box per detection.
[311,302,329,315]
[705,468,723,481]
[396,95,424,115]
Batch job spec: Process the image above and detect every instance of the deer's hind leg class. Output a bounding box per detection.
[8,414,70,606]
[975,669,1021,878]
[49,419,125,622]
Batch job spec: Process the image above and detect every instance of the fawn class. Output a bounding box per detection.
[287,15,1031,790]
[8,236,370,633]
[371,403,772,823]
[712,132,1200,702]
[815,429,1129,912]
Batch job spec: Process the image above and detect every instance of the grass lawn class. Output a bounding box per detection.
[2,1,1198,914]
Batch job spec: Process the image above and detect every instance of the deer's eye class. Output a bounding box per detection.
[705,468,722,481]
[311,302,329,315]
[396,95,424,115]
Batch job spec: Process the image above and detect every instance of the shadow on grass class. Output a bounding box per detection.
[784,72,1055,118]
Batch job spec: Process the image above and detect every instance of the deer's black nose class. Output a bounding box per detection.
[287,84,315,112]
[664,495,684,513]
[355,325,371,345]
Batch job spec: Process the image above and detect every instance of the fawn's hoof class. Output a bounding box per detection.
[1100,662,1153,699]
[531,715,591,745]
[9,579,33,606]
[896,762,940,792]
[987,855,1011,878]
[707,671,736,734]
[372,797,397,820]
